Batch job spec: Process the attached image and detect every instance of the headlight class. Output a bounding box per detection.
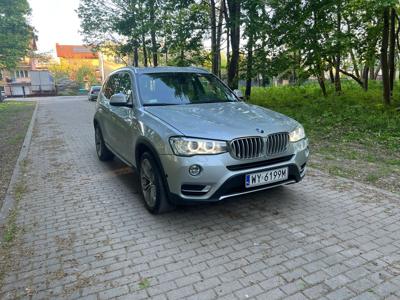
[289,125,306,142]
[169,137,228,156]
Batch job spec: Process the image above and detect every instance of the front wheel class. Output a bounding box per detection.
[95,126,114,161]
[139,152,175,214]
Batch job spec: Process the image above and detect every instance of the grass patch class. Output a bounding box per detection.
[0,101,35,208]
[249,81,400,193]
[138,278,150,289]
[0,159,29,290]
[365,174,380,184]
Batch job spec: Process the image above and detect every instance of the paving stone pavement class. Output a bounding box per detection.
[1,96,400,300]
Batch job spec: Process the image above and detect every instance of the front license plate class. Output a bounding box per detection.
[245,167,289,188]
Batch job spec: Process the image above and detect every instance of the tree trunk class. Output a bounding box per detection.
[381,7,391,105]
[180,49,185,66]
[223,0,230,75]
[318,74,327,97]
[147,47,152,66]
[389,7,396,93]
[374,65,381,80]
[226,0,240,89]
[350,49,360,79]
[245,31,254,99]
[210,0,219,75]
[329,65,335,84]
[142,34,148,67]
[334,4,342,93]
[317,61,327,97]
[149,2,158,67]
[369,66,374,80]
[216,0,224,78]
[226,27,230,69]
[362,65,369,91]
[133,46,139,67]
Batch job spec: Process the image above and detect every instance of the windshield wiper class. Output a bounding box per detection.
[143,103,181,106]
[191,100,233,104]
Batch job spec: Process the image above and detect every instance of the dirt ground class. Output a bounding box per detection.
[310,141,400,195]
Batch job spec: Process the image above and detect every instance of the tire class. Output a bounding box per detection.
[139,152,175,214]
[95,126,114,161]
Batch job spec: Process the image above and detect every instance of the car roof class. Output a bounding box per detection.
[130,66,210,74]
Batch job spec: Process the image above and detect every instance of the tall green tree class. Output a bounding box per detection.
[163,0,208,66]
[0,0,32,70]
[225,0,241,89]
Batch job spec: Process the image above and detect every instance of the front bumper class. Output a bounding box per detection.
[160,139,309,204]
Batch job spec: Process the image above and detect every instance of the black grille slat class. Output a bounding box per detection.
[266,133,289,156]
[230,137,263,160]
[230,133,288,160]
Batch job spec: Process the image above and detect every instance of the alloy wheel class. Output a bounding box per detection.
[140,158,157,208]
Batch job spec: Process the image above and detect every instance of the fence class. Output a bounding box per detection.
[3,84,57,97]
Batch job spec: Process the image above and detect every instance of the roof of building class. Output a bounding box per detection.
[56,44,98,59]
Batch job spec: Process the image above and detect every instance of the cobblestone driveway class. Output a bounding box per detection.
[1,96,400,300]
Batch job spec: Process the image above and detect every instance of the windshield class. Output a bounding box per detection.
[138,73,237,106]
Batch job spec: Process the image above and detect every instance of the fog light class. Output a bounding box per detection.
[189,164,202,176]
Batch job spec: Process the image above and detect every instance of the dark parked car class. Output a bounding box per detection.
[88,86,101,101]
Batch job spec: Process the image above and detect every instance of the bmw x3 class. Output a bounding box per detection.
[94,67,309,214]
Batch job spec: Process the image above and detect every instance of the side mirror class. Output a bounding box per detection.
[110,93,128,106]
[233,89,244,100]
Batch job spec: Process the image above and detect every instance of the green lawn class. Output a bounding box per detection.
[248,81,400,193]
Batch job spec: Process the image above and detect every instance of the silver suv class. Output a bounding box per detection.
[94,67,309,214]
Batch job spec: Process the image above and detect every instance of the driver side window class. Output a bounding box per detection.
[118,73,133,104]
[103,74,117,100]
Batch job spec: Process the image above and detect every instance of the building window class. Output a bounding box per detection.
[14,70,29,78]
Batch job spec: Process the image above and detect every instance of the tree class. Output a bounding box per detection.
[381,6,391,105]
[243,0,261,98]
[0,0,32,69]
[210,0,218,75]
[163,0,208,66]
[225,0,241,89]
[388,7,397,93]
[267,0,336,96]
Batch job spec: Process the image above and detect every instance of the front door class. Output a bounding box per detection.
[108,72,137,163]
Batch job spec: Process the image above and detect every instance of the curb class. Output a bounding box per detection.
[0,101,39,226]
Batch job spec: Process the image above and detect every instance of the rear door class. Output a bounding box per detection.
[98,74,117,146]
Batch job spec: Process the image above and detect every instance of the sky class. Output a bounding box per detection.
[28,0,84,55]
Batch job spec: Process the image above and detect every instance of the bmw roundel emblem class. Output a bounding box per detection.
[256,128,264,134]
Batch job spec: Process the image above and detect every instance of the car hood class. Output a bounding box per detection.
[144,102,299,140]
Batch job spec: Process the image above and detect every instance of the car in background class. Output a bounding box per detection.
[88,86,101,101]
[93,67,309,214]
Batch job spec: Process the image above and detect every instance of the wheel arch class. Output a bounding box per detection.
[135,138,171,195]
